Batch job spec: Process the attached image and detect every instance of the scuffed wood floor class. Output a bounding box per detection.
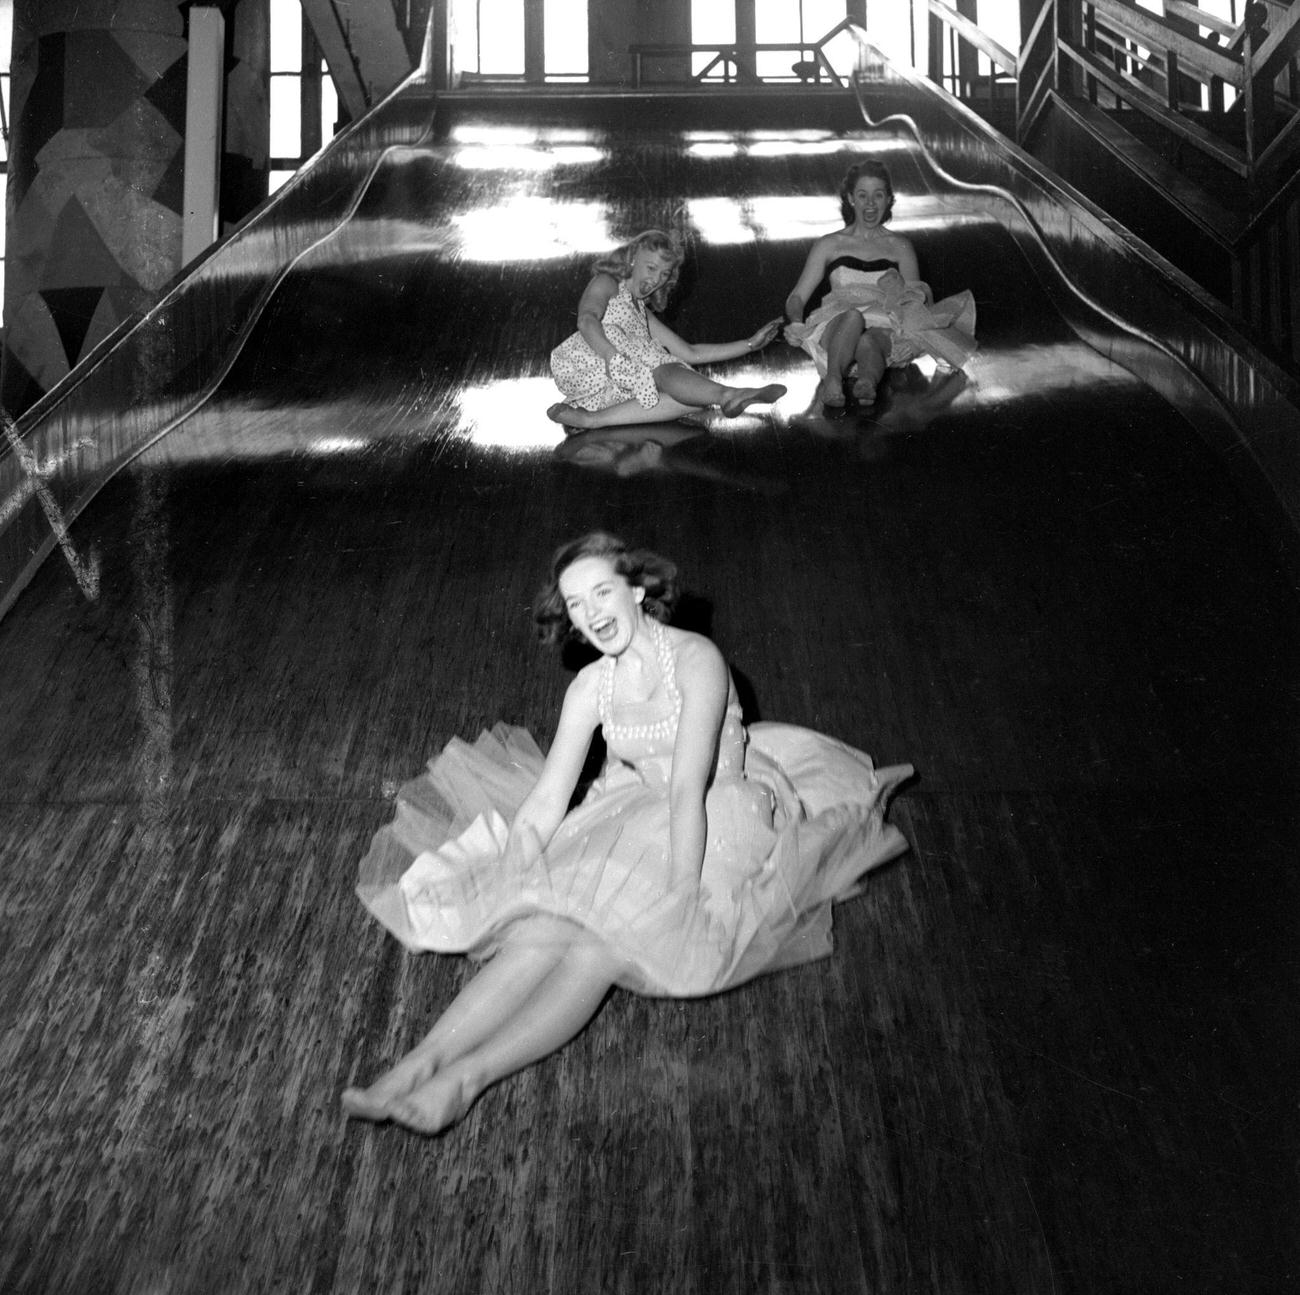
[0,97,1295,1293]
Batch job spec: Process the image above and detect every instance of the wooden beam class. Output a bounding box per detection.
[1059,40,1251,173]
[299,0,414,119]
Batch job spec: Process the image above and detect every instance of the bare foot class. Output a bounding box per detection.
[719,383,787,416]
[341,1047,440,1123]
[851,377,877,405]
[388,1071,476,1137]
[546,402,594,432]
[815,376,846,408]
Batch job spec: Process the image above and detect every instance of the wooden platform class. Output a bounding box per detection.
[0,91,1295,1294]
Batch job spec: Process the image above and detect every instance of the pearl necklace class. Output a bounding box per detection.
[600,617,681,744]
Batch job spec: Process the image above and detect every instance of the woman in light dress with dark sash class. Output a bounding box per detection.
[784,160,977,408]
[343,532,912,1136]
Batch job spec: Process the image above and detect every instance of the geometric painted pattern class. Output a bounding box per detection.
[2,1,189,414]
[2,1,267,417]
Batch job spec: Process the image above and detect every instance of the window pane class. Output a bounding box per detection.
[479,0,524,74]
[691,0,734,77]
[545,0,587,77]
[270,76,301,157]
[692,0,733,44]
[978,0,1019,53]
[270,0,302,73]
[865,0,913,65]
[756,4,798,44]
[451,0,481,75]
[803,0,845,42]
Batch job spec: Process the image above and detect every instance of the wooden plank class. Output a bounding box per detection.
[1059,40,1251,173]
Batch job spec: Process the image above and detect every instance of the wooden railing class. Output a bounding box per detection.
[922,0,1299,186]
[925,0,1019,109]
[918,0,1300,366]
[628,17,859,90]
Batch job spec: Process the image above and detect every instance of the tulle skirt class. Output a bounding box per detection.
[357,723,913,996]
[788,278,978,376]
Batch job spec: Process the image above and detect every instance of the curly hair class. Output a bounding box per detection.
[838,160,895,226]
[533,531,679,647]
[590,230,685,313]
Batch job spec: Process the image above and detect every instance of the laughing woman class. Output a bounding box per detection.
[547,230,785,431]
[784,160,978,408]
[343,532,912,1136]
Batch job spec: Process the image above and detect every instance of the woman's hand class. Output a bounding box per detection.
[745,318,782,352]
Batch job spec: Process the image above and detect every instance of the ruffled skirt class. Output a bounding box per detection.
[357,723,913,997]
[788,279,978,376]
[550,331,693,412]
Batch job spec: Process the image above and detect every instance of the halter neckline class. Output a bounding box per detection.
[599,617,681,744]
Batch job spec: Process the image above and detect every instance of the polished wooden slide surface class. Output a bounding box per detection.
[0,92,1295,1294]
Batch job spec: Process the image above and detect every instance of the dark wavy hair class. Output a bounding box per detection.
[838,160,895,226]
[590,230,685,313]
[533,531,679,647]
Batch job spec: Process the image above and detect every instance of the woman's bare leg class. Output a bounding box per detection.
[548,394,697,431]
[653,364,785,417]
[818,312,865,406]
[388,937,618,1136]
[342,925,573,1121]
[851,328,891,403]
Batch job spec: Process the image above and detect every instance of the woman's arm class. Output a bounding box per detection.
[784,236,834,323]
[666,636,730,888]
[647,315,781,365]
[892,236,929,300]
[574,274,621,363]
[505,670,600,866]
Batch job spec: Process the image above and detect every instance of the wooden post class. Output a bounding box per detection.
[911,0,930,74]
[1084,2,1097,104]
[1241,0,1272,175]
[430,0,452,89]
[300,14,323,159]
[182,7,224,266]
[525,0,545,81]
[735,0,757,83]
[1056,0,1079,97]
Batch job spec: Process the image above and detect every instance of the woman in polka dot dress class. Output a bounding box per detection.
[343,532,912,1135]
[547,229,786,432]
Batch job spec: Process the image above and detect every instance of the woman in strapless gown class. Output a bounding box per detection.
[784,160,977,408]
[341,532,912,1136]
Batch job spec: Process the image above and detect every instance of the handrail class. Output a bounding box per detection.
[628,17,859,90]
[1084,0,1244,88]
[925,0,1296,187]
[1020,0,1056,72]
[1252,0,1300,84]
[1058,40,1250,172]
[916,0,1298,367]
[1253,103,1300,174]
[928,0,1017,76]
[1165,0,1237,43]
[629,41,845,89]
